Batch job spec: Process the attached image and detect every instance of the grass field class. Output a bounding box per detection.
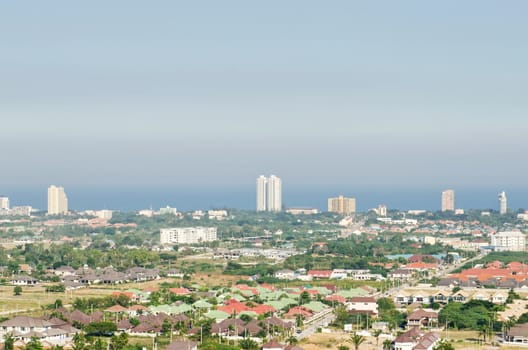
[0,284,116,315]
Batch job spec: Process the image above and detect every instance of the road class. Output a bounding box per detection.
[295,312,336,340]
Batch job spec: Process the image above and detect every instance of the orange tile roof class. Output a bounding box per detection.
[169,287,191,295]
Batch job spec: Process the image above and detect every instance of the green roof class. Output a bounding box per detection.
[265,298,298,311]
[193,300,213,309]
[303,301,328,313]
[149,303,193,315]
[204,310,230,321]
[311,287,332,295]
[337,288,368,298]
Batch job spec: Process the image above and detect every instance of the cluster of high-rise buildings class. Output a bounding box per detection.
[256,175,282,212]
[441,189,508,214]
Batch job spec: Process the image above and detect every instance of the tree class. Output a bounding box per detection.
[13,286,22,296]
[84,321,117,336]
[92,338,106,350]
[383,339,392,350]
[72,333,87,350]
[433,340,455,350]
[286,336,298,345]
[24,337,43,350]
[372,329,382,347]
[350,333,365,350]
[110,333,129,350]
[239,338,258,350]
[299,291,311,305]
[4,333,14,350]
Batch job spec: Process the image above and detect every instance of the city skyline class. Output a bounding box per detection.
[1,2,528,188]
[0,183,524,213]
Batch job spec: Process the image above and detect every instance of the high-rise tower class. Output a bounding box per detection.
[328,195,356,215]
[256,175,282,212]
[498,191,507,215]
[441,189,455,212]
[267,175,282,212]
[256,175,268,212]
[0,196,9,210]
[48,185,68,215]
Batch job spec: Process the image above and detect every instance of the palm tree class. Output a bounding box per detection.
[24,337,43,350]
[350,333,366,350]
[382,339,392,350]
[478,328,486,344]
[4,333,14,350]
[286,336,298,345]
[372,329,382,348]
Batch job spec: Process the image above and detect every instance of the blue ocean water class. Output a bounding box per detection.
[1,185,527,212]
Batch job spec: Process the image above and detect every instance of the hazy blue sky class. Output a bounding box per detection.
[2,1,527,188]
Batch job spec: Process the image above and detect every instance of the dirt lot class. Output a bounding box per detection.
[299,331,389,350]
[299,330,524,350]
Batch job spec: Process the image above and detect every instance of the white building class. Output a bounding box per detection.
[441,189,455,212]
[95,210,113,219]
[9,206,32,216]
[267,175,282,212]
[159,206,178,215]
[491,231,525,252]
[256,175,282,212]
[0,196,9,210]
[285,208,319,215]
[47,185,68,215]
[346,297,378,315]
[256,175,268,212]
[208,210,228,220]
[499,191,507,215]
[160,227,217,245]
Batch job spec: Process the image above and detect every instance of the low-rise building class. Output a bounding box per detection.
[160,227,217,245]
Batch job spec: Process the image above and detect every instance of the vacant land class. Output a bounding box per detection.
[0,285,116,315]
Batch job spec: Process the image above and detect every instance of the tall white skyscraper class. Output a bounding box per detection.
[267,175,282,212]
[498,191,507,215]
[0,196,9,210]
[256,175,282,212]
[441,189,455,212]
[256,176,268,212]
[48,185,68,215]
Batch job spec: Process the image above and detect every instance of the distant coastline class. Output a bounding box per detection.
[2,184,527,213]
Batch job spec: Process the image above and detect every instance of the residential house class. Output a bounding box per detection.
[407,310,438,328]
[166,269,184,278]
[505,323,528,345]
[0,316,78,347]
[491,291,508,304]
[390,268,413,280]
[307,270,332,279]
[347,297,378,316]
[393,327,440,350]
[274,269,296,280]
[11,275,38,286]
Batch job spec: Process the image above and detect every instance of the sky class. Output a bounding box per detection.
[1,1,527,189]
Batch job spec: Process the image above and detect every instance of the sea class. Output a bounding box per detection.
[1,184,527,213]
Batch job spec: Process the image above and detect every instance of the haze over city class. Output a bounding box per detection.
[2,1,528,191]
